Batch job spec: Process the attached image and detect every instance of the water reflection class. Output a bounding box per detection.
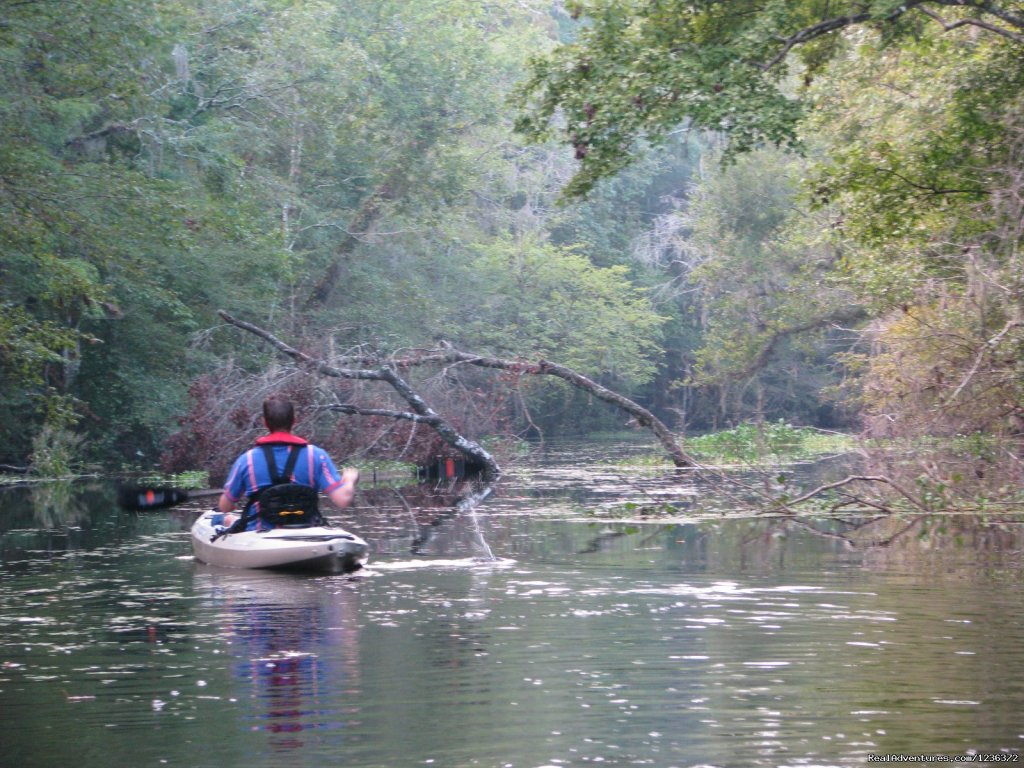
[351,481,498,561]
[2,440,1024,767]
[0,482,187,574]
[194,569,362,753]
[0,481,93,529]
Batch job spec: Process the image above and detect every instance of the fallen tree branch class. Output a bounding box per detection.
[337,344,695,467]
[216,311,381,380]
[777,474,931,513]
[218,310,695,468]
[327,403,438,424]
[218,310,501,480]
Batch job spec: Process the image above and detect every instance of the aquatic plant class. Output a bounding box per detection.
[685,421,853,463]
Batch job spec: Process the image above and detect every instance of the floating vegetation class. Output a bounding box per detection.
[684,421,854,463]
[608,422,855,468]
[133,469,210,489]
[583,501,685,519]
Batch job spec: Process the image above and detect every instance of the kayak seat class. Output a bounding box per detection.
[257,482,322,528]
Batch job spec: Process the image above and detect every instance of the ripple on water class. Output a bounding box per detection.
[3,464,1024,767]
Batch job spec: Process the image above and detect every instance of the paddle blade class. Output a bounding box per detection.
[117,486,192,511]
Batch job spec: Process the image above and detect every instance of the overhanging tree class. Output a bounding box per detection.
[515,0,1024,197]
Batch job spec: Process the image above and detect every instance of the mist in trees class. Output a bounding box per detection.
[518,0,1024,504]
[3,0,1022,506]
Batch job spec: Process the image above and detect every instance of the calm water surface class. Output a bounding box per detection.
[2,440,1023,767]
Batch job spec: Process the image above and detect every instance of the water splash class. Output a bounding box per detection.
[455,484,496,561]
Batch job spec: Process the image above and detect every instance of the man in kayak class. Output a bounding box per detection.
[217,395,359,530]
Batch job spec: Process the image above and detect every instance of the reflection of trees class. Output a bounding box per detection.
[721,514,1024,576]
[29,482,91,528]
[844,515,1024,575]
[0,483,114,568]
[570,511,1024,575]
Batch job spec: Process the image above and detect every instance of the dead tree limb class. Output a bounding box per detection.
[776,474,931,514]
[348,345,695,467]
[328,404,436,423]
[218,310,501,481]
[218,311,695,468]
[216,311,382,380]
[531,357,694,467]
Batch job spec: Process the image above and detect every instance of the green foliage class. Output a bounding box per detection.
[685,421,853,463]
[806,33,1024,309]
[514,0,809,196]
[0,306,79,385]
[460,236,666,384]
[671,147,859,425]
[516,0,1024,197]
[29,427,87,478]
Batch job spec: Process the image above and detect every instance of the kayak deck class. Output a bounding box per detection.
[191,512,369,573]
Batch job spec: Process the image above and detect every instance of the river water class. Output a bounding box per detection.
[2,439,1023,767]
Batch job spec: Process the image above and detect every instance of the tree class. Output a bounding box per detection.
[0,0,313,461]
[0,0,190,460]
[456,236,666,382]
[804,32,1024,447]
[515,0,1024,196]
[677,148,861,425]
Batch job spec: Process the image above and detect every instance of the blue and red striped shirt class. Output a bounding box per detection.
[222,432,345,507]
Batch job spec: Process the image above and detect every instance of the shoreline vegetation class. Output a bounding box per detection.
[592,423,1024,519]
[4,423,1021,519]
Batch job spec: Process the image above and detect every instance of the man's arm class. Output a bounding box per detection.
[219,453,248,513]
[327,467,359,509]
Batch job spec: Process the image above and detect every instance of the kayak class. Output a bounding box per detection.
[191,511,369,573]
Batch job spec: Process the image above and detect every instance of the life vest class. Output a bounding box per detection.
[215,443,322,540]
[252,444,322,527]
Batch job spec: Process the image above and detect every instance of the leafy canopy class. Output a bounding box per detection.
[515,0,1024,196]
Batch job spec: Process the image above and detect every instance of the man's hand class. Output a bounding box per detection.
[329,467,360,509]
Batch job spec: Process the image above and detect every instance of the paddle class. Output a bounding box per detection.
[117,485,223,511]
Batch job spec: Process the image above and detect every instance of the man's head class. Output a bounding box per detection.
[263,395,295,432]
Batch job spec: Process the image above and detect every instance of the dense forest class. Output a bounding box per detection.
[2,1,1022,501]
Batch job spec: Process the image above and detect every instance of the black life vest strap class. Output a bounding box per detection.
[260,443,303,485]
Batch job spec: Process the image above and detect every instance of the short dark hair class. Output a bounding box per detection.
[263,396,295,432]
